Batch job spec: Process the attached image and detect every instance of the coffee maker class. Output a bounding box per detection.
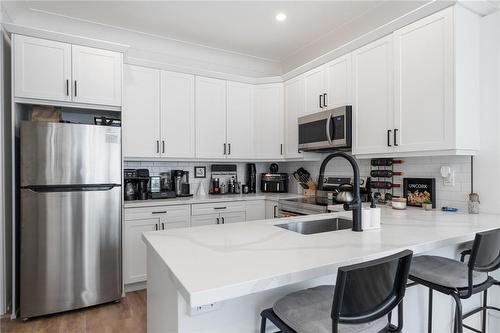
[171,170,192,197]
[124,169,149,201]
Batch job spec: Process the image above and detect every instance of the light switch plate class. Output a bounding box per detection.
[189,302,221,316]
[443,170,455,186]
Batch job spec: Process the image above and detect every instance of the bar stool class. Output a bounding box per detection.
[259,250,413,333]
[409,228,500,333]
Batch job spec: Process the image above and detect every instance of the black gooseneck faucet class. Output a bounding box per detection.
[317,151,363,232]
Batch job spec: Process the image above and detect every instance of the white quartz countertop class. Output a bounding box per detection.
[124,192,301,208]
[142,207,500,307]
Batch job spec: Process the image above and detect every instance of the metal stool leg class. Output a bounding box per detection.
[260,315,267,333]
[452,293,464,333]
[428,288,433,333]
[482,290,488,333]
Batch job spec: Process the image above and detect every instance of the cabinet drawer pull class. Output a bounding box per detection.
[387,130,392,147]
[161,222,165,230]
[216,217,220,224]
[155,224,158,231]
[394,129,399,146]
[152,211,167,214]
[221,217,225,224]
[214,207,227,210]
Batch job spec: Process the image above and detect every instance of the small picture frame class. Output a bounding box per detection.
[194,166,206,178]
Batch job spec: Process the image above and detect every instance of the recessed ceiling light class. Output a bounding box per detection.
[275,12,287,22]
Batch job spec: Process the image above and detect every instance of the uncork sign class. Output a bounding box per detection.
[403,178,436,208]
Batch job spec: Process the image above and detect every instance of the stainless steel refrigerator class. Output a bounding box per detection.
[19,121,122,318]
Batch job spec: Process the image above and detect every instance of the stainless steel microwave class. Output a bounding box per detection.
[298,106,352,151]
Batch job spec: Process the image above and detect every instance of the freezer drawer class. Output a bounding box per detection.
[20,186,121,318]
[21,122,121,186]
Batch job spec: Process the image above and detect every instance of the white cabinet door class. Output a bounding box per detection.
[161,71,195,158]
[265,200,279,219]
[352,35,395,155]
[245,200,266,221]
[393,8,454,152]
[226,81,254,159]
[14,35,72,102]
[284,76,305,158]
[123,217,161,284]
[326,54,352,109]
[191,214,219,227]
[304,67,326,115]
[195,77,227,158]
[254,83,284,159]
[221,211,246,224]
[123,65,161,159]
[72,45,122,106]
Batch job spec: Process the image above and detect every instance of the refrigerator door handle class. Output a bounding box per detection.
[23,184,120,192]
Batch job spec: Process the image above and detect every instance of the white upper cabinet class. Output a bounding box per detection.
[393,7,454,153]
[326,54,352,109]
[123,65,161,159]
[304,67,326,115]
[226,81,254,159]
[254,83,284,159]
[72,45,122,106]
[284,76,305,158]
[161,71,195,158]
[14,35,123,107]
[14,35,72,102]
[195,77,227,159]
[352,35,395,155]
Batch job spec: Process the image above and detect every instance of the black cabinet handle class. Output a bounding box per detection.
[221,217,225,224]
[162,140,165,154]
[228,143,231,155]
[156,141,160,153]
[394,129,399,146]
[387,130,392,147]
[319,95,323,109]
[155,224,158,231]
[280,144,283,155]
[74,80,77,97]
[216,217,220,224]
[66,80,69,96]
[152,211,167,214]
[161,222,165,230]
[323,93,327,108]
[273,205,277,218]
[223,143,226,155]
[214,206,227,210]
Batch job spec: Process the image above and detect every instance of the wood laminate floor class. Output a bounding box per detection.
[0,290,146,333]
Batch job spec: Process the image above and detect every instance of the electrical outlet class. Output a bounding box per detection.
[189,302,221,316]
[443,170,455,186]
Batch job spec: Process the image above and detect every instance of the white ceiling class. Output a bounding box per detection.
[19,1,427,62]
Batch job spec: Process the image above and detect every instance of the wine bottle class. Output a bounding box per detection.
[370,158,403,166]
[370,181,401,189]
[370,170,403,178]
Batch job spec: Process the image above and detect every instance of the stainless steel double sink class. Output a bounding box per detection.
[275,217,352,235]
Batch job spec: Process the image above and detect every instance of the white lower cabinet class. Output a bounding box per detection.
[265,200,279,219]
[245,200,266,221]
[191,213,220,227]
[123,205,190,285]
[221,211,246,224]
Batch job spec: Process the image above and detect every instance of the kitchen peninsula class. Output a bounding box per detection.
[142,207,500,333]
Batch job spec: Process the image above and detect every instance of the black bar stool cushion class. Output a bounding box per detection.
[272,285,388,333]
[410,255,488,289]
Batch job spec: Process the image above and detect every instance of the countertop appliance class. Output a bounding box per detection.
[261,173,288,193]
[298,106,352,151]
[246,163,256,193]
[124,169,149,201]
[20,122,121,318]
[172,170,191,197]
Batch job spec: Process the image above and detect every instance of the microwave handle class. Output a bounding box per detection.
[326,113,333,145]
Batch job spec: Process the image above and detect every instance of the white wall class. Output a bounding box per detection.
[475,11,500,214]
